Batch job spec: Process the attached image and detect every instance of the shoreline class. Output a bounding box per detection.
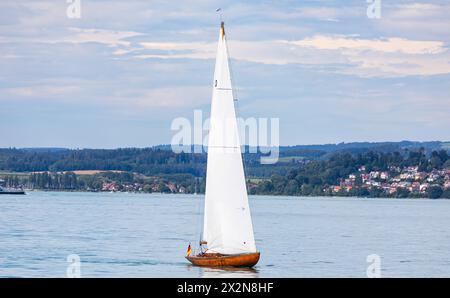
[15,189,449,200]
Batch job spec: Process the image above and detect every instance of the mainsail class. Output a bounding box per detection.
[202,22,257,255]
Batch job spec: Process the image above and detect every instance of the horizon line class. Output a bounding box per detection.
[1,140,449,151]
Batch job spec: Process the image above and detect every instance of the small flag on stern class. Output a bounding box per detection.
[186,243,192,256]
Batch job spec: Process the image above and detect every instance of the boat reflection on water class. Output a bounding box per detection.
[186,264,259,278]
[201,266,259,278]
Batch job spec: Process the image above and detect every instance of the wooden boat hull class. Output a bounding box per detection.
[186,252,260,268]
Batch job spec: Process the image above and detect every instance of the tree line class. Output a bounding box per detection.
[1,148,449,198]
[249,150,450,199]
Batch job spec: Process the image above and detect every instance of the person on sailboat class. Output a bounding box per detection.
[186,243,192,257]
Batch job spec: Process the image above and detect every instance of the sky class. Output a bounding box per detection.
[0,0,449,148]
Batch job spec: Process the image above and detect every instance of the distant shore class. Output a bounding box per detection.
[12,189,449,200]
[1,143,449,199]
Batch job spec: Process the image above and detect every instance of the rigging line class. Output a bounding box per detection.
[225,27,239,103]
[223,20,251,194]
[195,179,203,252]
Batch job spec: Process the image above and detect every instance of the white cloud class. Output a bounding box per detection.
[133,86,210,108]
[140,41,213,52]
[284,36,446,55]
[268,6,361,21]
[387,3,444,19]
[0,27,143,49]
[132,35,450,77]
[44,27,143,48]
[378,2,450,39]
[282,35,450,76]
[1,82,210,110]
[4,85,81,97]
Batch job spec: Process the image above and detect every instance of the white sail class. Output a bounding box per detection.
[202,22,257,255]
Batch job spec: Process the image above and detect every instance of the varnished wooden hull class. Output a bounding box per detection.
[186,252,260,268]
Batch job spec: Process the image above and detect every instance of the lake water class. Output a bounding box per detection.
[0,191,449,277]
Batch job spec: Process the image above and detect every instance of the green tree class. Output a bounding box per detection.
[441,189,450,199]
[395,188,410,198]
[427,186,443,199]
[284,180,299,195]
[143,184,152,193]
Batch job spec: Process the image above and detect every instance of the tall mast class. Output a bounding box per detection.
[201,22,257,255]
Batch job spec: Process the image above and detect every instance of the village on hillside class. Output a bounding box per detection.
[327,165,450,198]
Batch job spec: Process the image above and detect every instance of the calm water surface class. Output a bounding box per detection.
[0,191,449,277]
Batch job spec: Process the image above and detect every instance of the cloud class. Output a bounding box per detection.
[4,85,81,97]
[377,2,450,39]
[2,2,449,78]
[56,28,143,48]
[387,3,444,19]
[1,82,211,111]
[135,41,215,60]
[282,35,450,76]
[134,86,211,108]
[284,36,446,55]
[266,6,361,22]
[132,35,450,77]
[0,27,143,48]
[1,0,450,147]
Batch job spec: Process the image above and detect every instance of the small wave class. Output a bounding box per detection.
[159,237,185,241]
[311,261,334,264]
[85,259,159,266]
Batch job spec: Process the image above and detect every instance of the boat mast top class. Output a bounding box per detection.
[220,21,225,40]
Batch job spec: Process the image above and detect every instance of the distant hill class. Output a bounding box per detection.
[17,140,449,154]
[280,140,445,152]
[0,141,448,178]
[154,141,449,159]
[279,141,449,160]
[19,147,70,153]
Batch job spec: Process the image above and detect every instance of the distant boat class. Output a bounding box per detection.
[0,186,25,195]
[185,22,260,267]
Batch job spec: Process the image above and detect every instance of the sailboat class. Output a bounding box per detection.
[186,22,260,267]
